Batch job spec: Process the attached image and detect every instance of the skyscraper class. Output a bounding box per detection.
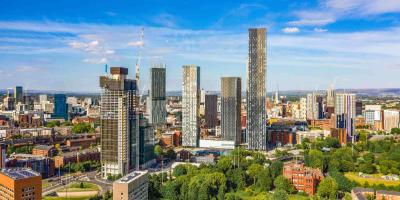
[246,28,267,150]
[221,77,242,144]
[14,86,23,103]
[335,93,356,143]
[148,66,166,125]
[99,67,138,178]
[204,94,218,129]
[182,65,200,147]
[53,94,68,120]
[326,85,335,107]
[306,93,318,120]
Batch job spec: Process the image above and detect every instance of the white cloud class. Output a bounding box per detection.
[83,57,108,64]
[314,28,328,33]
[282,27,300,33]
[15,66,42,72]
[128,41,145,47]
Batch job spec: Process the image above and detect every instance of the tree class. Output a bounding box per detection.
[165,148,177,160]
[154,145,163,157]
[248,163,263,184]
[72,122,94,134]
[274,175,295,194]
[273,189,289,200]
[270,161,283,179]
[255,168,272,192]
[391,128,400,135]
[173,164,187,177]
[317,177,338,199]
[306,149,324,170]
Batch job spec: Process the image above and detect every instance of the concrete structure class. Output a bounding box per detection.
[148,66,166,125]
[383,110,399,133]
[306,93,318,120]
[0,168,42,200]
[299,97,307,120]
[204,94,218,129]
[99,67,138,178]
[335,93,356,143]
[283,162,324,195]
[326,85,335,108]
[53,94,68,120]
[221,77,242,144]
[182,65,200,147]
[113,171,148,200]
[246,28,267,151]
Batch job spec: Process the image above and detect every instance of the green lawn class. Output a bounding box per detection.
[57,182,100,192]
[345,172,400,187]
[230,189,310,200]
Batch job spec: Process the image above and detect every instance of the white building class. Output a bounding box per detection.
[113,171,148,200]
[383,110,399,132]
[306,93,318,120]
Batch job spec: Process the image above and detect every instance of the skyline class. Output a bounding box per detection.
[1,0,400,92]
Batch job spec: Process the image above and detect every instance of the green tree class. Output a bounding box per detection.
[273,189,289,200]
[72,122,94,134]
[317,177,338,199]
[154,145,163,157]
[274,175,295,194]
[173,164,187,177]
[165,148,177,160]
[270,161,283,179]
[391,128,400,135]
[248,163,263,184]
[306,149,324,170]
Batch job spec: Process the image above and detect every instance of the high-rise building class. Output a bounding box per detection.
[383,110,399,132]
[39,94,47,103]
[3,96,15,111]
[356,101,363,116]
[14,86,23,103]
[247,28,267,150]
[205,94,218,129]
[326,85,335,107]
[299,97,307,120]
[99,67,138,178]
[182,65,200,147]
[306,93,318,120]
[0,168,42,200]
[113,171,148,200]
[316,95,324,119]
[148,66,166,125]
[200,89,206,115]
[335,93,356,143]
[52,94,68,120]
[221,77,242,144]
[137,114,156,169]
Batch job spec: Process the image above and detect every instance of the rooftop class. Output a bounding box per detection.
[34,145,54,151]
[115,171,148,184]
[0,168,41,180]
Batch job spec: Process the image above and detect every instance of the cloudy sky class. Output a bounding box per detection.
[0,0,400,92]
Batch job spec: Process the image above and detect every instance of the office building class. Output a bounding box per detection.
[221,77,242,144]
[3,96,15,111]
[204,94,218,129]
[306,93,318,120]
[14,86,23,103]
[246,28,267,150]
[99,67,138,178]
[335,93,356,143]
[0,168,42,200]
[356,101,363,116]
[148,66,166,125]
[326,85,335,107]
[182,65,200,147]
[383,110,400,132]
[137,114,156,169]
[52,94,68,120]
[113,171,149,200]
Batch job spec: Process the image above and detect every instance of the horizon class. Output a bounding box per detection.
[1,0,400,92]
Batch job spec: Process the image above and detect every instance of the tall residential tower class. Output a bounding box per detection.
[246,28,267,150]
[221,77,242,144]
[99,67,138,178]
[148,66,166,125]
[182,65,200,147]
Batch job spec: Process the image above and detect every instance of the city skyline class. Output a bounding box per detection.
[1,1,400,92]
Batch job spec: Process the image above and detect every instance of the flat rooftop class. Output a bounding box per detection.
[0,168,41,180]
[115,171,148,184]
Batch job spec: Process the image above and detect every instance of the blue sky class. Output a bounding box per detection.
[0,0,400,92]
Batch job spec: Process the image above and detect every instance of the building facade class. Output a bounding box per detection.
[99,67,138,178]
[383,110,400,132]
[246,28,267,150]
[306,93,319,120]
[182,65,200,147]
[53,94,68,120]
[113,171,149,200]
[14,86,23,104]
[335,93,356,143]
[0,168,42,200]
[148,66,166,125]
[204,94,218,129]
[221,77,242,144]
[283,162,324,195]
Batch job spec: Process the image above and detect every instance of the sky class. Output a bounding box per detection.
[0,0,400,92]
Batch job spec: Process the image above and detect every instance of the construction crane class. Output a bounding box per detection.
[135,28,144,96]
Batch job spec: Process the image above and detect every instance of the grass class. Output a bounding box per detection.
[57,181,100,192]
[345,172,400,187]
[230,189,310,200]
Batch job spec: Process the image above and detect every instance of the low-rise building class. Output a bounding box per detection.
[377,190,400,200]
[54,148,100,168]
[32,145,56,157]
[113,171,148,200]
[283,162,324,195]
[66,137,97,149]
[6,154,55,178]
[351,187,375,200]
[0,168,42,200]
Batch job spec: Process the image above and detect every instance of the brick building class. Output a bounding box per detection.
[32,145,56,157]
[54,148,100,168]
[283,162,324,195]
[377,190,400,200]
[330,128,348,145]
[6,154,55,178]
[0,168,42,200]
[66,137,97,149]
[308,118,335,130]
[160,131,181,147]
